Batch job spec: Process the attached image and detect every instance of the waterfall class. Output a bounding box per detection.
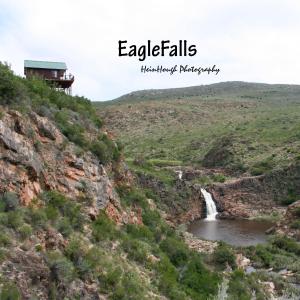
[201,188,218,221]
[178,170,183,180]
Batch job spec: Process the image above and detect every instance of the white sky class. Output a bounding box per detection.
[0,0,300,100]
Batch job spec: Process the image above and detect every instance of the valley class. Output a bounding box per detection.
[0,63,299,299]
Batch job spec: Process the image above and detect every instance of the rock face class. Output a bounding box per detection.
[135,164,300,221]
[211,165,300,218]
[0,110,118,212]
[275,200,300,240]
[136,173,206,224]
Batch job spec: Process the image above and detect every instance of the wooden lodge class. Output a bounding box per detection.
[24,60,74,94]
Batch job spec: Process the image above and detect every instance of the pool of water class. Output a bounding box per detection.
[188,219,274,246]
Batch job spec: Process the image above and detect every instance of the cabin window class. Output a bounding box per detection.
[52,70,58,78]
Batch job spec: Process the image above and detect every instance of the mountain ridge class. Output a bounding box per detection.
[98,81,300,104]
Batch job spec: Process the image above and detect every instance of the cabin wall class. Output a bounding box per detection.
[25,68,65,79]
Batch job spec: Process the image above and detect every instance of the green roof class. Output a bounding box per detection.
[24,60,67,70]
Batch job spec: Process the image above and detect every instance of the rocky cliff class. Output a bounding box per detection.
[0,109,117,212]
[211,164,300,218]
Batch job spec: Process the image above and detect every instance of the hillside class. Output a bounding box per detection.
[0,63,300,299]
[97,81,300,176]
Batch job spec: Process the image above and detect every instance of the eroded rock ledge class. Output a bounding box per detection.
[0,110,116,214]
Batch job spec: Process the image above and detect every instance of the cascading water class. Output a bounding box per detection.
[201,188,218,221]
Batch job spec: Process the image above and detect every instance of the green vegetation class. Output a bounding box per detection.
[97,82,300,174]
[0,62,121,166]
[1,62,300,298]
[213,242,237,270]
[242,236,300,273]
[0,187,223,299]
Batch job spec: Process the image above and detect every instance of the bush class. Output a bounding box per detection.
[212,174,227,183]
[227,269,252,300]
[121,238,148,264]
[250,157,274,176]
[92,211,117,241]
[0,282,21,300]
[0,232,11,246]
[111,272,146,300]
[56,217,73,237]
[47,252,75,284]
[42,191,84,231]
[294,207,300,217]
[116,186,147,208]
[160,237,189,267]
[0,192,20,212]
[291,220,300,229]
[180,255,220,299]
[101,266,123,291]
[125,224,154,242]
[6,210,24,229]
[271,235,300,255]
[0,62,26,106]
[27,208,48,229]
[17,224,32,240]
[89,134,121,165]
[89,140,110,164]
[213,243,236,269]
[280,189,298,206]
[254,245,273,267]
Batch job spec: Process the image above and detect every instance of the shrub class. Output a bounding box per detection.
[42,191,84,231]
[89,140,110,164]
[90,134,121,164]
[291,220,300,229]
[212,174,227,183]
[142,209,161,231]
[47,252,75,284]
[0,192,20,212]
[111,272,146,300]
[56,217,73,237]
[0,232,11,246]
[0,62,26,106]
[227,269,252,300]
[250,157,274,176]
[6,210,24,229]
[294,207,300,217]
[160,237,189,267]
[17,224,33,240]
[0,248,7,263]
[54,111,87,148]
[121,238,148,264]
[271,235,300,255]
[44,205,59,221]
[125,224,154,242]
[101,266,123,291]
[180,255,220,299]
[92,211,117,241]
[65,235,88,263]
[280,189,298,206]
[27,208,48,229]
[116,186,147,208]
[254,245,273,267]
[213,243,236,269]
[0,282,21,300]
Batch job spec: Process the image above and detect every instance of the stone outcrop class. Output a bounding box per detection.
[210,165,300,218]
[0,110,118,213]
[135,164,300,221]
[275,200,300,240]
[136,173,206,224]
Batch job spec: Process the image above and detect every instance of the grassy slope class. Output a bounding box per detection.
[96,82,300,174]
